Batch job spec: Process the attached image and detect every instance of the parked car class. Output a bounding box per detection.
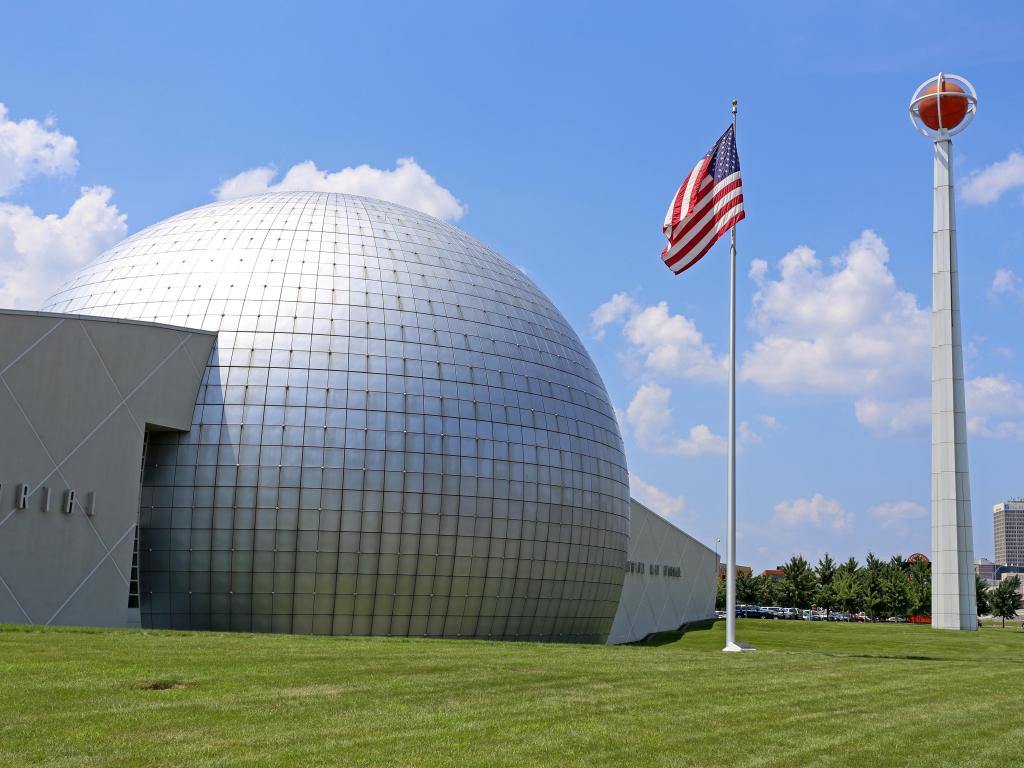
[780,607,801,620]
[851,612,871,623]
[736,605,762,619]
[885,615,908,623]
[714,610,727,619]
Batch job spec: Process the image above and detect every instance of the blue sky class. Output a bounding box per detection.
[3,2,1024,570]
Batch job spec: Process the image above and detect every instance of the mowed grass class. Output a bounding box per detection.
[2,620,1023,767]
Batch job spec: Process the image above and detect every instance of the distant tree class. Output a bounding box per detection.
[816,581,837,613]
[753,575,779,606]
[990,576,1022,628]
[890,554,905,571]
[975,575,991,617]
[908,560,931,617]
[815,553,836,587]
[776,578,797,608]
[860,566,886,618]
[865,552,884,576]
[716,578,726,611]
[882,567,911,618]
[838,556,859,575]
[781,555,817,608]
[832,570,862,613]
[736,570,759,604]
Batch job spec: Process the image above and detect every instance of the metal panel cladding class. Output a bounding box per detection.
[44,192,630,642]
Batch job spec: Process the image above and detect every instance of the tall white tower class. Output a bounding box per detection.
[909,73,979,630]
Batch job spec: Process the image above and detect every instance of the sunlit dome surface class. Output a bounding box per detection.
[45,191,630,641]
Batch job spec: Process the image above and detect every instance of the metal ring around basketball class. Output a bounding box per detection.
[909,72,978,139]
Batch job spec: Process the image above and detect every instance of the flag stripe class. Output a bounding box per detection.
[669,208,746,274]
[663,168,695,233]
[663,155,706,234]
[667,208,741,273]
[663,191,744,267]
[679,156,711,219]
[667,178,744,251]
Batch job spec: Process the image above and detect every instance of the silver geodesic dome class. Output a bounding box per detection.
[44,191,629,641]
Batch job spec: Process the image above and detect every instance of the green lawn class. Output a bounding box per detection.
[2,620,1022,767]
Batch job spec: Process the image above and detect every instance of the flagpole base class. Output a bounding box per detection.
[723,641,757,653]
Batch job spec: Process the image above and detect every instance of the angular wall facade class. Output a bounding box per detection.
[607,499,718,644]
[0,310,214,628]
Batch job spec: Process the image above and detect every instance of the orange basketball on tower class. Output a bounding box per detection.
[917,80,969,130]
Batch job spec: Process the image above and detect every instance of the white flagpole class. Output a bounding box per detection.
[724,98,752,653]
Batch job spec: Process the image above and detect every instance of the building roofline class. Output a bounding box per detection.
[629,497,717,559]
[0,308,218,337]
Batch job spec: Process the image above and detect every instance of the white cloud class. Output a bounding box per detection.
[757,414,779,428]
[854,396,930,436]
[870,501,928,534]
[625,382,726,456]
[0,104,126,309]
[966,375,1024,441]
[748,258,768,283]
[628,473,686,520]
[590,292,637,340]
[962,151,1024,205]
[853,376,1024,441]
[0,187,126,309]
[773,494,853,531]
[743,231,929,399]
[213,158,466,221]
[0,103,78,197]
[589,292,726,382]
[622,301,727,382]
[738,421,761,445]
[991,268,1024,302]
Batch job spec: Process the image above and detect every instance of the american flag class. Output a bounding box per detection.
[661,124,745,274]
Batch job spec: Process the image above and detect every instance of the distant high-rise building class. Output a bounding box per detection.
[993,499,1024,566]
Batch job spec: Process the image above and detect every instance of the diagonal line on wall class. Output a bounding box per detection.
[0,318,64,378]
[0,377,127,584]
[77,319,144,434]
[45,523,136,626]
[0,571,33,624]
[0,377,61,531]
[630,514,669,637]
[180,331,215,379]
[33,333,192,489]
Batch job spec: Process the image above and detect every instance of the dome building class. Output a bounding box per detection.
[42,191,631,641]
[0,191,717,644]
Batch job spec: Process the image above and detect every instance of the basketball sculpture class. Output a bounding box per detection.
[908,73,978,630]
[909,73,977,137]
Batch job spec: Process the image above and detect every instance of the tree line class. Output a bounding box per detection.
[717,552,1022,623]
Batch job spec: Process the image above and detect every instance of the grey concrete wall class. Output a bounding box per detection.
[606,499,718,644]
[0,310,214,628]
